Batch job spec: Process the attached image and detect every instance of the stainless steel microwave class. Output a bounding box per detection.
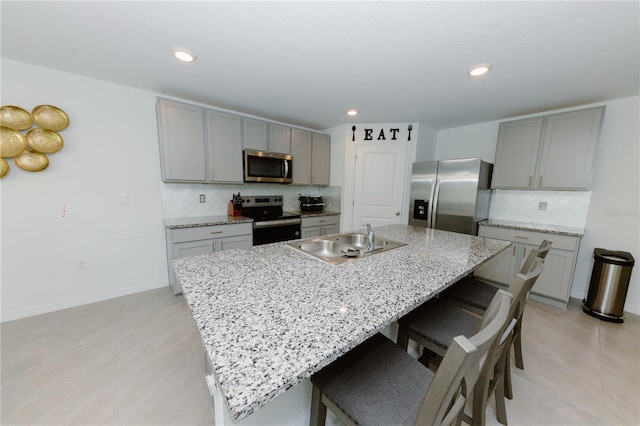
[243,150,293,183]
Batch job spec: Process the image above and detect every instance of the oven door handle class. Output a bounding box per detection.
[253,218,302,228]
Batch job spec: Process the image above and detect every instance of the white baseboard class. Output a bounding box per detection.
[1,280,170,323]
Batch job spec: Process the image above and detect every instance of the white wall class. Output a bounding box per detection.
[415,123,438,162]
[434,97,640,314]
[1,59,169,321]
[326,123,428,231]
[575,97,639,314]
[435,121,500,162]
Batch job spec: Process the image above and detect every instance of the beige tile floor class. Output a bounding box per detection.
[1,286,639,425]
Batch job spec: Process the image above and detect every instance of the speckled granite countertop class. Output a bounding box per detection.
[173,224,510,422]
[164,215,253,229]
[164,211,340,229]
[480,219,584,237]
[297,210,341,218]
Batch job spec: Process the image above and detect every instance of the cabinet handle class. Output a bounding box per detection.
[539,176,543,187]
[514,236,530,240]
[529,176,532,187]
[513,246,516,256]
[210,231,223,235]
[319,220,326,223]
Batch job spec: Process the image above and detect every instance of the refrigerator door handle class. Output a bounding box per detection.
[425,178,437,228]
[431,179,441,229]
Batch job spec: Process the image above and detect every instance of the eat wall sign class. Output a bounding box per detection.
[351,124,413,142]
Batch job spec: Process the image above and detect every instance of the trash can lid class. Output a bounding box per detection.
[594,248,635,266]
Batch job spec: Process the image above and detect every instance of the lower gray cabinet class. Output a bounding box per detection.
[165,223,252,294]
[301,215,340,239]
[475,224,581,306]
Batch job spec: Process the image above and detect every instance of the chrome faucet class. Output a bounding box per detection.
[365,223,375,251]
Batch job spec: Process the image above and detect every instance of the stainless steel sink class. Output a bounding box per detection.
[333,233,389,250]
[289,232,406,265]
[297,240,352,258]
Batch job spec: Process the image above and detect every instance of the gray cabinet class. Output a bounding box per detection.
[291,129,331,186]
[156,98,243,183]
[243,118,269,151]
[312,133,331,186]
[292,129,312,184]
[243,119,291,154]
[157,99,207,181]
[492,118,543,188]
[269,124,291,154]
[476,225,581,307]
[301,215,340,239]
[205,110,243,183]
[165,222,252,294]
[492,106,604,190]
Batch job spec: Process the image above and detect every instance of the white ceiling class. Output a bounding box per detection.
[2,1,638,130]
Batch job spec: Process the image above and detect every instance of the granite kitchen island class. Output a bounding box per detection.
[173,224,510,425]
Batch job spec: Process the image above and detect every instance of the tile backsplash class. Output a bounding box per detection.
[161,182,342,218]
[489,189,591,228]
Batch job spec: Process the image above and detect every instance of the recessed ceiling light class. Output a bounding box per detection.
[467,63,492,77]
[172,48,197,63]
[347,109,358,116]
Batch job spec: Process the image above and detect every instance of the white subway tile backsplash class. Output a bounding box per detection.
[489,190,591,228]
[160,182,341,218]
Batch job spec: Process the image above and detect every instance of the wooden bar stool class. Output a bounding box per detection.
[397,259,544,426]
[445,239,551,393]
[309,291,513,426]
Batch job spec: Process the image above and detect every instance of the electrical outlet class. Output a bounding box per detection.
[76,260,88,271]
[538,201,548,211]
[199,194,206,203]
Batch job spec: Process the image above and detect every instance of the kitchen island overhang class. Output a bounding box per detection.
[173,224,511,424]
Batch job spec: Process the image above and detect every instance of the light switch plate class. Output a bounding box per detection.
[538,201,548,211]
[199,194,206,203]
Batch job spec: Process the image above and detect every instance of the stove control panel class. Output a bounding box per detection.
[241,195,284,207]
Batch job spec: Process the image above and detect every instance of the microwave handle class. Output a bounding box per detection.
[283,159,289,178]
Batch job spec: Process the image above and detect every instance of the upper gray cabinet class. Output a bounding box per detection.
[157,97,328,185]
[311,133,331,185]
[492,106,604,190]
[269,124,291,154]
[157,98,243,183]
[243,118,269,151]
[157,99,207,182]
[292,128,312,184]
[243,118,291,154]
[205,109,243,183]
[292,129,330,186]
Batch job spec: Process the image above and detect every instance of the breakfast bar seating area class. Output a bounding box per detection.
[174,224,512,425]
[397,255,545,426]
[310,291,513,426]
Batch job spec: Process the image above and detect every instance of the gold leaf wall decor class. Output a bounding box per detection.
[0,126,27,157]
[0,104,69,177]
[0,158,9,177]
[14,148,49,172]
[32,105,70,131]
[26,128,64,153]
[0,105,34,130]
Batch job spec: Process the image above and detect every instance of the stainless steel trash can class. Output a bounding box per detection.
[583,248,634,323]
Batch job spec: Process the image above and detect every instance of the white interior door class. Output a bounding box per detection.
[352,144,408,229]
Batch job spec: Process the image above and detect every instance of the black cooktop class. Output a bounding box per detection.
[240,195,300,221]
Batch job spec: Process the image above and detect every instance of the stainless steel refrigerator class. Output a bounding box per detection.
[408,158,492,235]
